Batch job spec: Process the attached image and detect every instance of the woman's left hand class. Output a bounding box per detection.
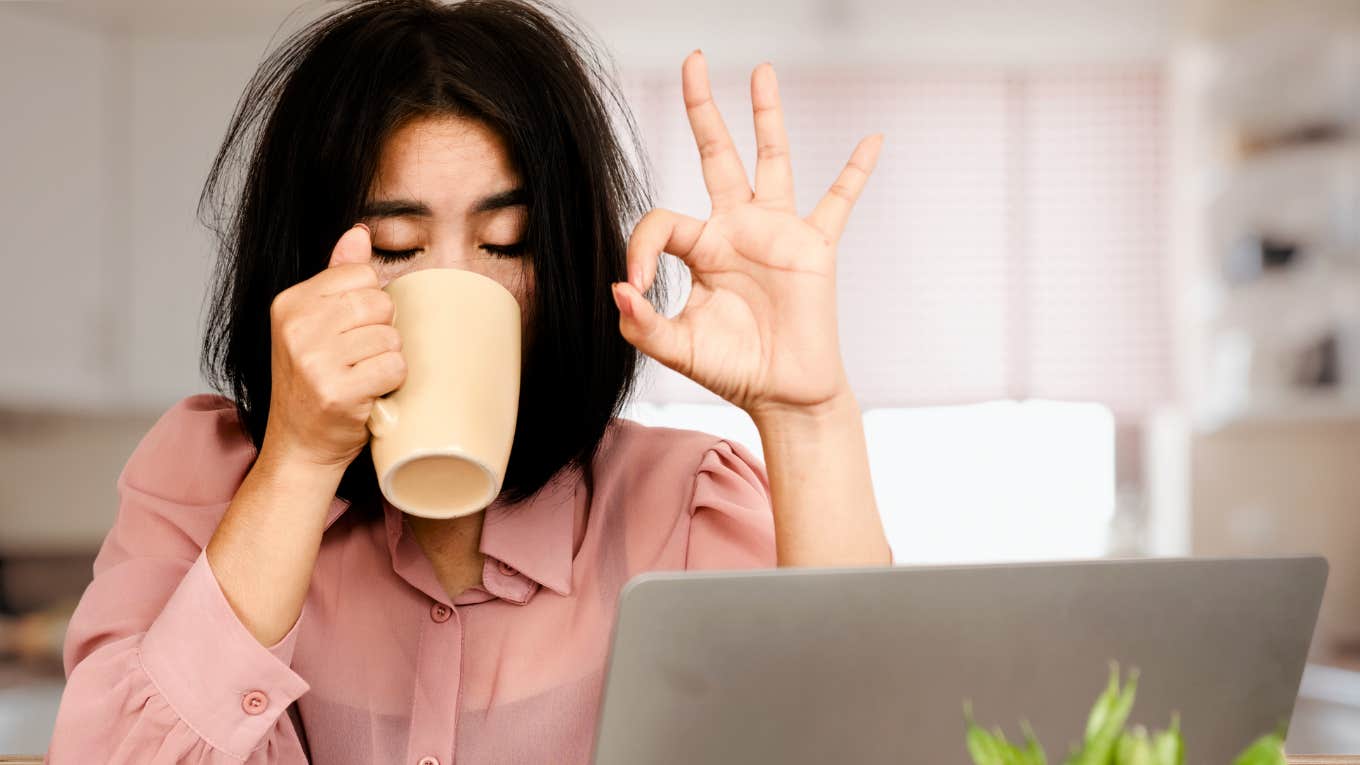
[613,51,882,420]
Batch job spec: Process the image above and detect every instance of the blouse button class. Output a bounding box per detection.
[417,757,440,765]
[497,560,518,577]
[241,690,268,715]
[430,603,452,623]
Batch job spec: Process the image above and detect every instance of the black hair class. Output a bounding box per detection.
[199,0,657,509]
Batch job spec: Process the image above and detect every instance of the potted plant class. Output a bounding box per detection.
[963,663,1286,765]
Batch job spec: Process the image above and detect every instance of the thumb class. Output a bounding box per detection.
[329,223,372,268]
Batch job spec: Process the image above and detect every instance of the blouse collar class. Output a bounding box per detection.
[324,468,584,605]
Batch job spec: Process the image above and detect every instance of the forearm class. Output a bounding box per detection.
[205,443,345,647]
[752,388,892,567]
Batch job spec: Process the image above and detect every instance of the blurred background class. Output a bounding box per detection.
[3,0,1360,755]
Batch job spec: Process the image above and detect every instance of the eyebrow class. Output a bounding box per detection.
[359,187,526,219]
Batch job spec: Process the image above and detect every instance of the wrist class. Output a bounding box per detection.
[254,434,351,490]
[748,384,861,436]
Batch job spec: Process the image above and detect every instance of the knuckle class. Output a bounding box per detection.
[280,319,307,350]
[828,183,856,201]
[347,262,380,287]
[316,386,345,414]
[684,93,714,111]
[381,326,402,351]
[380,352,407,384]
[297,350,326,377]
[269,290,292,320]
[631,208,668,247]
[372,290,395,322]
[341,289,379,324]
[340,289,364,317]
[757,143,788,161]
[696,137,733,160]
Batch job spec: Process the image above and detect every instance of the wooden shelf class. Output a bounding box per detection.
[1208,136,1360,242]
[1198,393,1360,432]
[1203,267,1360,330]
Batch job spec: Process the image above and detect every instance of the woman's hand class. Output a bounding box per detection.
[262,223,406,470]
[612,51,882,420]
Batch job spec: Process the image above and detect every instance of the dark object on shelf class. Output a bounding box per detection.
[1225,235,1301,284]
[1234,122,1350,159]
[1292,332,1340,388]
[0,559,10,617]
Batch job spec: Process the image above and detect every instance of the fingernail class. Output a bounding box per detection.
[353,222,371,234]
[613,283,633,318]
[693,48,703,56]
[627,266,641,291]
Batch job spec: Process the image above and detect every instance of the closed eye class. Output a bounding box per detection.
[481,241,527,258]
[370,243,527,262]
[371,247,419,262]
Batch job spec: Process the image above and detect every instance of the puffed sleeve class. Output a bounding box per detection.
[46,394,310,764]
[683,439,777,570]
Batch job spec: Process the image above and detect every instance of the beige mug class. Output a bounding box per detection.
[367,268,522,519]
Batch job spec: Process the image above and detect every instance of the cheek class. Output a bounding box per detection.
[487,261,533,314]
[510,266,534,335]
[373,259,412,287]
[516,265,535,309]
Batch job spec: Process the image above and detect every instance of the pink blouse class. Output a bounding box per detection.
[46,393,776,764]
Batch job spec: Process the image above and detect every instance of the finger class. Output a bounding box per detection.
[807,133,884,242]
[612,281,693,376]
[328,287,395,332]
[337,323,402,366]
[351,350,407,397]
[329,223,372,268]
[311,262,380,296]
[682,50,752,210]
[626,208,705,293]
[751,62,794,210]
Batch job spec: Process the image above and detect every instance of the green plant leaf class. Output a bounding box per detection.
[1232,732,1286,765]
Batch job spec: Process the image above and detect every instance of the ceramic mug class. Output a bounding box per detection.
[367,268,521,519]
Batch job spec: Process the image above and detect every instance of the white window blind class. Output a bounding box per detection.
[1023,71,1168,415]
[619,66,1167,419]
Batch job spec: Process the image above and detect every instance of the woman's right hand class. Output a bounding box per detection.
[206,224,400,646]
[261,223,406,470]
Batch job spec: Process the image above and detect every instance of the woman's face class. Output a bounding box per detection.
[359,115,532,310]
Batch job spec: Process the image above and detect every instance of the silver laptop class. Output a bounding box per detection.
[591,556,1328,764]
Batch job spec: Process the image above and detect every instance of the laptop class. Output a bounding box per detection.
[591,555,1328,764]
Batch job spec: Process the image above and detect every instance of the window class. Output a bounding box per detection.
[620,66,1168,416]
[618,66,1164,562]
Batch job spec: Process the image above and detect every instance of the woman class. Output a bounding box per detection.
[47,0,890,762]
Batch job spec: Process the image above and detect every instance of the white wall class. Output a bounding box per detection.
[577,0,1174,68]
[124,32,293,408]
[66,0,1177,64]
[1,7,326,412]
[0,8,122,409]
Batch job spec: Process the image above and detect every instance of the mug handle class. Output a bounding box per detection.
[367,397,398,439]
